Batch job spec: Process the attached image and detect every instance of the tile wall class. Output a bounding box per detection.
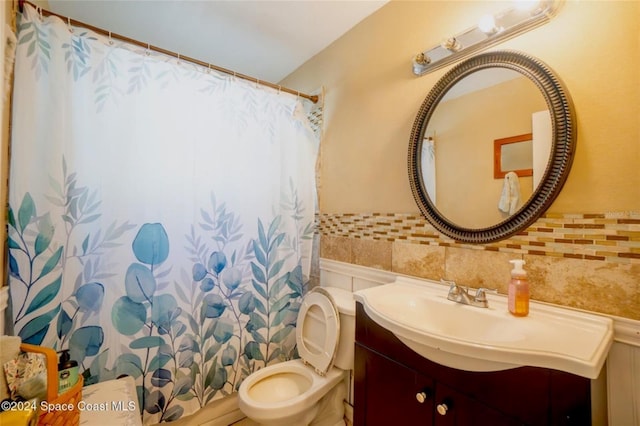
[316,211,640,320]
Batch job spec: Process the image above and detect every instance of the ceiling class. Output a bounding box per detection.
[47,0,388,83]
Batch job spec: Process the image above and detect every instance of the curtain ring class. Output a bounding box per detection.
[207,64,211,74]
[67,16,73,33]
[278,85,282,95]
[256,79,260,89]
[146,43,151,56]
[108,31,114,45]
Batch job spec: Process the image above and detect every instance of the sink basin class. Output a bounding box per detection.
[353,277,613,379]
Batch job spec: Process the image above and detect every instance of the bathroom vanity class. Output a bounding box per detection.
[354,303,591,425]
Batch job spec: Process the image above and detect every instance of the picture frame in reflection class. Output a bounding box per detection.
[494,133,533,179]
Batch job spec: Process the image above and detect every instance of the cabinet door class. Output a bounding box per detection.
[433,383,522,426]
[355,344,435,425]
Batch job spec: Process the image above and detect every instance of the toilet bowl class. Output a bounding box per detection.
[238,286,355,426]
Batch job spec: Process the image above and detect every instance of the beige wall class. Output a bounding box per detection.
[283,0,639,320]
[429,76,541,228]
[281,0,639,215]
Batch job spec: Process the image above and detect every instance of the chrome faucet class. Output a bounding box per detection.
[442,279,497,308]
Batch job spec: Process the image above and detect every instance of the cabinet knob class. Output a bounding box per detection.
[436,403,449,415]
[416,391,428,403]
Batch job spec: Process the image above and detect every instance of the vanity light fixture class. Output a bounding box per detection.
[412,0,561,75]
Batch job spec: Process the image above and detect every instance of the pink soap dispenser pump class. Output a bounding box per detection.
[508,259,529,317]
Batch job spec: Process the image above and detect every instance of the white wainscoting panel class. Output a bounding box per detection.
[607,317,640,426]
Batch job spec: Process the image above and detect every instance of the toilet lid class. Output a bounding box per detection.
[295,287,340,376]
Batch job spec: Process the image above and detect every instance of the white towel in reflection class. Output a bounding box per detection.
[498,171,521,214]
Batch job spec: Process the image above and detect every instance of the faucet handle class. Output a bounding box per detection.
[441,279,456,288]
[474,287,498,302]
[442,279,464,295]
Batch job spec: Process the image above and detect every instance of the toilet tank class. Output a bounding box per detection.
[323,286,356,370]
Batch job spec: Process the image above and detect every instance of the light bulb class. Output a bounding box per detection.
[478,14,498,34]
[513,0,543,13]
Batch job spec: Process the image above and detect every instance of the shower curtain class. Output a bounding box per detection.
[7,5,318,423]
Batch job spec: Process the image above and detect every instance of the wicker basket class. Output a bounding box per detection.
[20,344,83,426]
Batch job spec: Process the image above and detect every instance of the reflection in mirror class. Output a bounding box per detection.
[494,133,533,179]
[408,51,576,243]
[421,68,549,229]
[500,138,532,173]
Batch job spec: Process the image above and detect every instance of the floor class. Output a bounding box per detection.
[229,417,352,426]
[230,418,259,426]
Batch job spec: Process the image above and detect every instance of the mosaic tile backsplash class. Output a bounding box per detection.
[318,211,640,320]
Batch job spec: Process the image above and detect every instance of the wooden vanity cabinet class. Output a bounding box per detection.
[354,303,591,426]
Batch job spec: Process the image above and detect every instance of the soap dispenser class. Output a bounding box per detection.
[508,259,529,317]
[57,350,79,393]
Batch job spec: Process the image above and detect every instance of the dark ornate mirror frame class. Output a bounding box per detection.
[408,50,576,244]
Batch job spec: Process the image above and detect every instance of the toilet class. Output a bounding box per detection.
[238,286,355,426]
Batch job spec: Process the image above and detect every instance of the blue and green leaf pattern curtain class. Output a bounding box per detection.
[8,5,318,423]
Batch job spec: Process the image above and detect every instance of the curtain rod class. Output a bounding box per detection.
[17,0,318,104]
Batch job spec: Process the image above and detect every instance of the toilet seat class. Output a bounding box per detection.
[238,359,346,425]
[238,287,350,426]
[296,287,340,376]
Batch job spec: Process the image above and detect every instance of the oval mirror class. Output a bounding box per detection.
[408,51,576,244]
